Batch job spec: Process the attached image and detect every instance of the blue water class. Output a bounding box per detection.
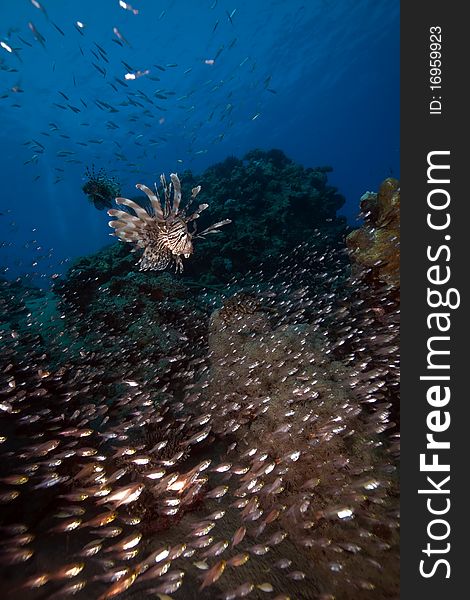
[0,0,399,282]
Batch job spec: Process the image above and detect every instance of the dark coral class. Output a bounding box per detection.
[76,150,346,285]
[171,149,347,283]
[53,264,208,386]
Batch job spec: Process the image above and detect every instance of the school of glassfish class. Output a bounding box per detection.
[0,232,400,599]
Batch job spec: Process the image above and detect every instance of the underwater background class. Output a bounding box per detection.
[1,0,399,282]
[0,1,400,599]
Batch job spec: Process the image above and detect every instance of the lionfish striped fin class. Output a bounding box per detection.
[135,184,164,221]
[119,232,141,243]
[107,208,145,243]
[109,221,142,234]
[170,173,182,215]
[107,209,141,222]
[186,203,209,222]
[115,197,152,222]
[139,244,171,271]
[108,221,132,231]
[197,219,232,237]
[109,224,145,244]
[113,232,142,245]
[160,174,172,217]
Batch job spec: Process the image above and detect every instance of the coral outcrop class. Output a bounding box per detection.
[53,257,208,385]
[346,178,400,290]
[112,149,348,283]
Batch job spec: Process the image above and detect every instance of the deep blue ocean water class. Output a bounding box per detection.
[1,0,399,283]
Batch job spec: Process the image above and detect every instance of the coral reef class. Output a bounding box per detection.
[73,150,348,287]
[0,167,399,600]
[60,149,349,298]
[53,266,209,389]
[119,149,347,283]
[5,238,398,599]
[82,165,121,210]
[53,242,135,308]
[0,278,68,368]
[0,277,43,330]
[346,178,400,290]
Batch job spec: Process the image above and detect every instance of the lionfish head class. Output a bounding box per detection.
[168,218,193,258]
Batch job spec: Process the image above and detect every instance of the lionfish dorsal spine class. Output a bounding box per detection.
[197,219,233,237]
[186,203,209,222]
[184,184,202,216]
[170,173,182,215]
[135,184,164,221]
[160,173,172,217]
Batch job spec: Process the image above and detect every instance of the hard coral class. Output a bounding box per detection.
[53,252,208,382]
[346,178,400,290]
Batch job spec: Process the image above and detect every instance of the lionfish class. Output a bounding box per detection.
[107,173,231,272]
[82,166,121,210]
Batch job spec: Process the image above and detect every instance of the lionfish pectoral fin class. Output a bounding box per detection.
[115,197,153,222]
[174,255,184,273]
[138,246,171,271]
[107,209,140,222]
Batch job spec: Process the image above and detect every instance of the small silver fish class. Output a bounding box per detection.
[200,559,226,590]
[97,483,144,507]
